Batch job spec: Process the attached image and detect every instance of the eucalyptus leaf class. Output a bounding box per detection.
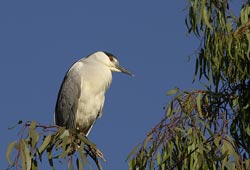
[166,87,179,96]
[38,135,51,154]
[6,141,16,165]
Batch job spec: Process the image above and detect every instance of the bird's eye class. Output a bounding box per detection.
[108,56,114,62]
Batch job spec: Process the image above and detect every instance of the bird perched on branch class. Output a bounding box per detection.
[55,51,133,136]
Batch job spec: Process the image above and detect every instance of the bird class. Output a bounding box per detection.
[55,51,133,136]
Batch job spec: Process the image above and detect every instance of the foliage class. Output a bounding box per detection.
[6,121,106,170]
[128,90,250,169]
[128,0,250,169]
[186,0,250,156]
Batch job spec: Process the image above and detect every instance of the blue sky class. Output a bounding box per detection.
[0,1,199,169]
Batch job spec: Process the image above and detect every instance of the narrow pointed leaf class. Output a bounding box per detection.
[6,141,16,165]
[31,159,38,170]
[31,130,39,150]
[166,100,173,117]
[29,121,37,130]
[196,93,203,118]
[23,141,31,170]
[38,135,51,154]
[126,143,140,161]
[166,87,179,96]
[47,148,55,170]
[20,140,27,170]
[77,134,95,147]
[203,8,213,29]
[143,134,152,149]
[76,157,84,170]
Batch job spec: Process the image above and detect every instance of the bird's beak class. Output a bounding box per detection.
[116,64,134,77]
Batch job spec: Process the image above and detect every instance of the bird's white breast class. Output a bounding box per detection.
[74,60,112,131]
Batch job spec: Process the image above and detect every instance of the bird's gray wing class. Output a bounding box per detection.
[55,62,82,129]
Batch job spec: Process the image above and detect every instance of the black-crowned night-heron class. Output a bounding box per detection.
[55,51,133,136]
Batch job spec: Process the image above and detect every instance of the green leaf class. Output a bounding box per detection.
[203,7,213,29]
[20,146,26,170]
[58,128,69,139]
[28,121,39,150]
[214,136,221,148]
[196,93,203,119]
[244,159,250,169]
[29,121,37,130]
[243,103,249,110]
[46,148,55,170]
[31,159,38,170]
[161,148,167,165]
[77,134,95,147]
[247,124,250,136]
[38,135,51,154]
[19,139,27,170]
[246,33,250,60]
[232,97,239,108]
[23,140,32,170]
[126,143,140,161]
[166,87,179,96]
[18,139,32,170]
[68,161,74,170]
[157,152,161,165]
[6,141,16,165]
[59,144,72,158]
[31,130,39,150]
[129,159,137,170]
[166,100,173,117]
[78,143,92,169]
[76,158,84,170]
[143,134,152,149]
